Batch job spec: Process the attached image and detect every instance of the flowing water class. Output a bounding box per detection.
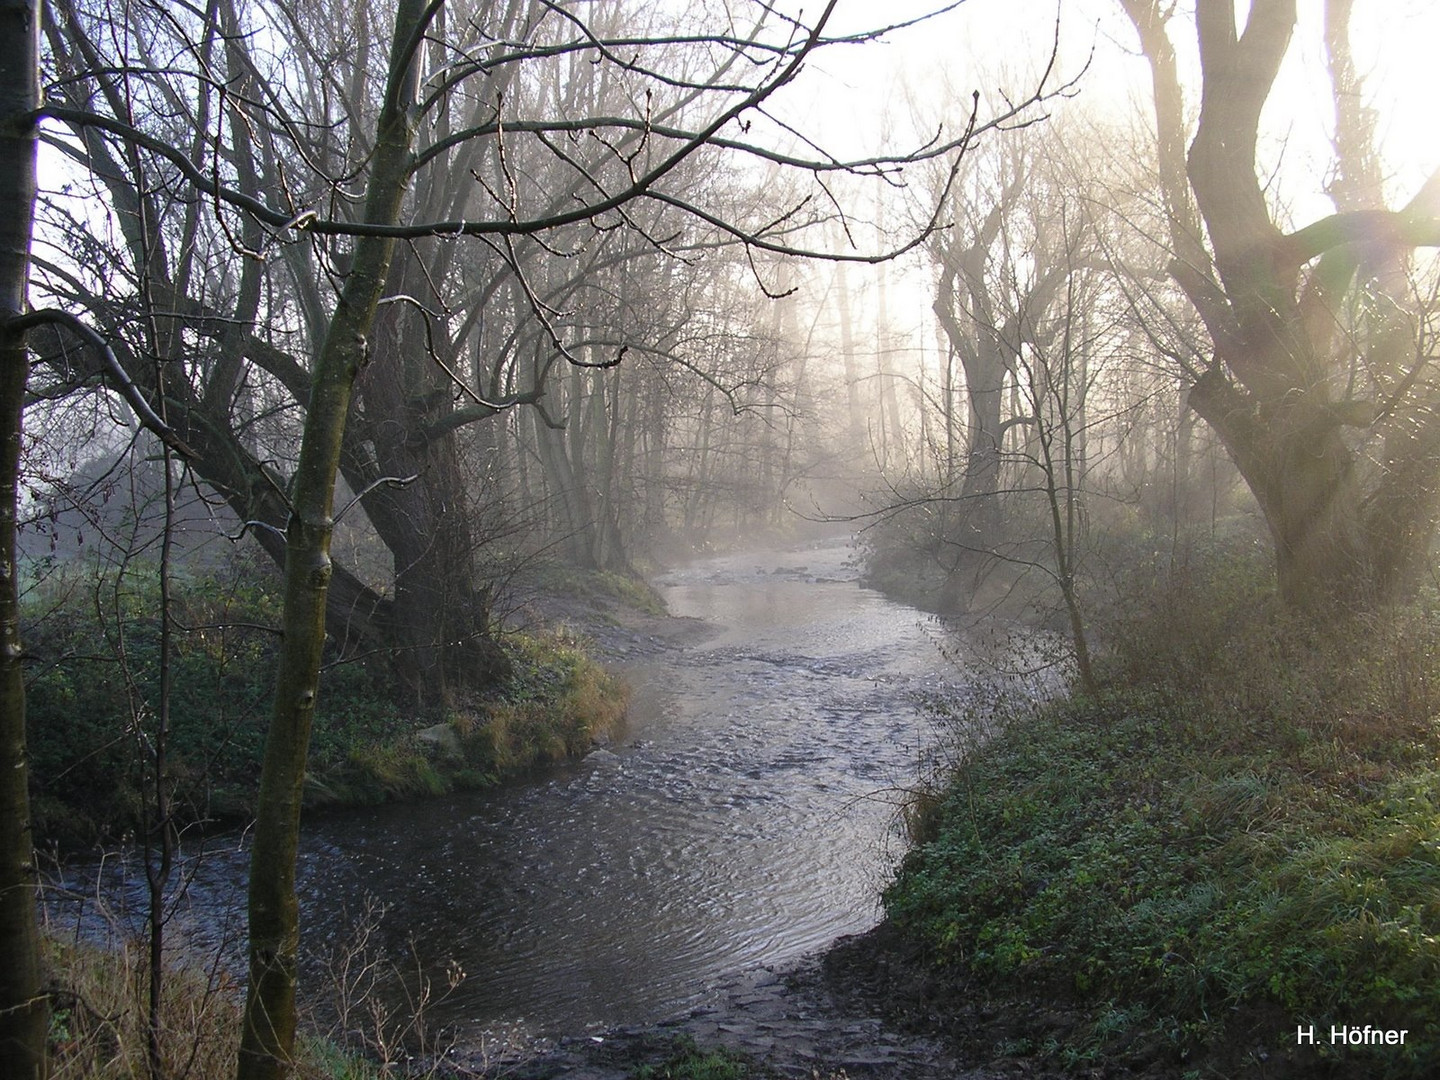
[48,537,981,1043]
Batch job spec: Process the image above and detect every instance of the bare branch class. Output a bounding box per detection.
[11,308,194,458]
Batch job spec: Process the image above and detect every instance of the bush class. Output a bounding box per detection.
[41,906,471,1080]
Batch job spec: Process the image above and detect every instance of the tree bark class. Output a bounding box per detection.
[344,301,510,704]
[1123,0,1440,609]
[0,3,48,1076]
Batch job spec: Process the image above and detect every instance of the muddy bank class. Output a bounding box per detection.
[460,925,1005,1080]
[461,918,1223,1079]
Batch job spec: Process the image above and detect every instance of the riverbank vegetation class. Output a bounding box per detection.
[853,4,1440,1068]
[42,901,474,1080]
[884,540,1440,1076]
[23,559,627,848]
[42,937,239,1080]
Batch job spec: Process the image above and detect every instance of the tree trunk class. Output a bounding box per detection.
[642,372,668,541]
[875,252,904,471]
[834,260,865,452]
[532,395,595,564]
[0,3,49,1076]
[1123,0,1440,610]
[237,5,427,1078]
[1188,373,1404,608]
[345,306,509,704]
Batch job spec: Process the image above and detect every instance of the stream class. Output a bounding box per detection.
[47,537,983,1048]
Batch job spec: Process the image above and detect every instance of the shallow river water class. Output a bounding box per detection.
[49,537,977,1044]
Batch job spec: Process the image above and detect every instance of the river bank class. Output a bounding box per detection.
[856,547,1440,1080]
[425,545,1061,1079]
[23,563,645,848]
[460,927,994,1080]
[43,545,1439,1080]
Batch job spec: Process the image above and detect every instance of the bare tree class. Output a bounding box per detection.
[30,0,1001,697]
[0,2,49,1077]
[1121,0,1440,609]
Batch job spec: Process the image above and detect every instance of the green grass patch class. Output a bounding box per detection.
[22,564,628,844]
[453,626,630,776]
[887,567,1440,1076]
[632,1036,759,1080]
[528,560,668,616]
[318,625,629,802]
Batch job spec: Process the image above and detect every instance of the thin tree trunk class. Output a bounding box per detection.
[616,364,641,556]
[1030,361,1096,696]
[145,418,176,1080]
[0,3,48,1076]
[834,260,864,451]
[876,249,904,471]
[533,399,595,565]
[642,374,667,540]
[237,5,427,1078]
[937,321,957,536]
[682,386,715,535]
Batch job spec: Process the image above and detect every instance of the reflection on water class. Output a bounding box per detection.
[49,537,974,1041]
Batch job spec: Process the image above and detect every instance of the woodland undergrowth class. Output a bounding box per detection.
[22,560,629,847]
[887,544,1440,1077]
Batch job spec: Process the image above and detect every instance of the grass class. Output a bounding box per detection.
[42,935,240,1080]
[313,626,630,804]
[22,562,630,845]
[526,560,668,616]
[40,906,469,1080]
[886,551,1440,1077]
[631,1037,759,1080]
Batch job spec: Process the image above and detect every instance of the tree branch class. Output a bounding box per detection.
[10,308,194,457]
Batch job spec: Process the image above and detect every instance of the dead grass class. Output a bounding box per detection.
[43,935,239,1080]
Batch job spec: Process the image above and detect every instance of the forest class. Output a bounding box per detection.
[3,0,1440,1078]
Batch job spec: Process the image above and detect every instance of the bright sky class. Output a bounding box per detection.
[746,0,1440,402]
[773,0,1440,215]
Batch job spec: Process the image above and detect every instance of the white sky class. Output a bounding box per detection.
[771,0,1440,214]
[744,0,1440,409]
